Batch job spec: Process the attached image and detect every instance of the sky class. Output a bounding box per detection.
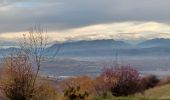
[1,0,170,43]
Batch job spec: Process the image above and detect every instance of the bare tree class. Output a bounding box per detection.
[19,25,48,87]
[0,25,62,99]
[0,53,59,100]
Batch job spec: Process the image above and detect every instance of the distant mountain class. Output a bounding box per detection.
[49,39,130,50]
[46,39,131,56]
[2,38,170,58]
[138,38,170,47]
[0,47,19,58]
[45,38,170,57]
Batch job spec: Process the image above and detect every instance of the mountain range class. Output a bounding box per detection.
[2,38,170,57]
[46,38,170,57]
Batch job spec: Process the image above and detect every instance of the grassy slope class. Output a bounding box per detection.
[95,84,170,100]
[139,84,170,99]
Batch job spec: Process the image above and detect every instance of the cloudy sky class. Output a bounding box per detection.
[1,0,170,42]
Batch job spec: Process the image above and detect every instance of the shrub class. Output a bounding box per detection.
[0,55,35,100]
[111,65,142,96]
[0,54,58,100]
[100,65,142,96]
[94,67,117,96]
[60,76,94,100]
[63,85,89,100]
[33,82,58,100]
[141,75,160,90]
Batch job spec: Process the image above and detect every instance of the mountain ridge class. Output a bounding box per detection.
[138,38,170,47]
[1,38,170,57]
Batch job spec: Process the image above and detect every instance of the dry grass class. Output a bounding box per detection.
[136,84,170,99]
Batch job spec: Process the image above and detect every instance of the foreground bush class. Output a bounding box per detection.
[94,67,117,96]
[0,55,35,100]
[141,75,160,90]
[33,82,58,100]
[99,65,142,97]
[0,55,58,100]
[63,85,89,100]
[111,66,142,96]
[60,76,94,100]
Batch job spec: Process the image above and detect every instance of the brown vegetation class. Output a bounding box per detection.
[0,54,58,100]
[60,76,94,100]
[0,54,35,100]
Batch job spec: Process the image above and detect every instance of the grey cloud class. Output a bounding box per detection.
[0,0,170,33]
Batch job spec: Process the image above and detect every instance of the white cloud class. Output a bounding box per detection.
[1,21,170,42]
[55,21,170,41]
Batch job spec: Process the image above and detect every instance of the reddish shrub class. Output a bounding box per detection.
[99,65,142,96]
[94,67,117,95]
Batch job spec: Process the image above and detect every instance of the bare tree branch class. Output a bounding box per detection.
[19,25,48,87]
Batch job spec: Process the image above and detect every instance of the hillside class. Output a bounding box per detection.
[95,84,170,100]
[140,84,170,99]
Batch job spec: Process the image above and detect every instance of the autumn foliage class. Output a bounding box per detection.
[0,55,35,100]
[0,55,58,100]
[94,65,143,97]
[60,76,94,100]
[94,67,117,96]
[110,66,142,96]
[0,55,162,99]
